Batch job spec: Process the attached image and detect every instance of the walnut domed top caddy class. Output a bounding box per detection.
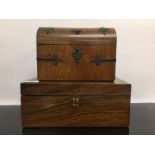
[37,27,117,81]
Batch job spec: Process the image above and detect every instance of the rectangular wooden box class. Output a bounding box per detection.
[21,78,131,128]
[37,27,117,81]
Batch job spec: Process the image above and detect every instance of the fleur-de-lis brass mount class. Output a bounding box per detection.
[45,28,54,34]
[99,27,108,35]
[50,55,62,65]
[73,29,81,34]
[72,48,83,63]
[92,55,116,66]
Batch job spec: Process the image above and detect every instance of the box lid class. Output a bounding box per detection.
[37,27,116,45]
[21,78,131,96]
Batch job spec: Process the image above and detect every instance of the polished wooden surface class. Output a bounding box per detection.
[37,44,116,81]
[21,96,130,127]
[37,27,117,44]
[1,104,155,135]
[37,27,116,81]
[21,78,130,96]
[21,78,131,128]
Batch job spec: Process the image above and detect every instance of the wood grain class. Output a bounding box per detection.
[37,44,116,81]
[21,80,131,96]
[37,27,117,81]
[37,27,117,44]
[21,79,131,127]
[21,95,130,127]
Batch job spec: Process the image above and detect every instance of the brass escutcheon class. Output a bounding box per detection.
[72,98,79,107]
